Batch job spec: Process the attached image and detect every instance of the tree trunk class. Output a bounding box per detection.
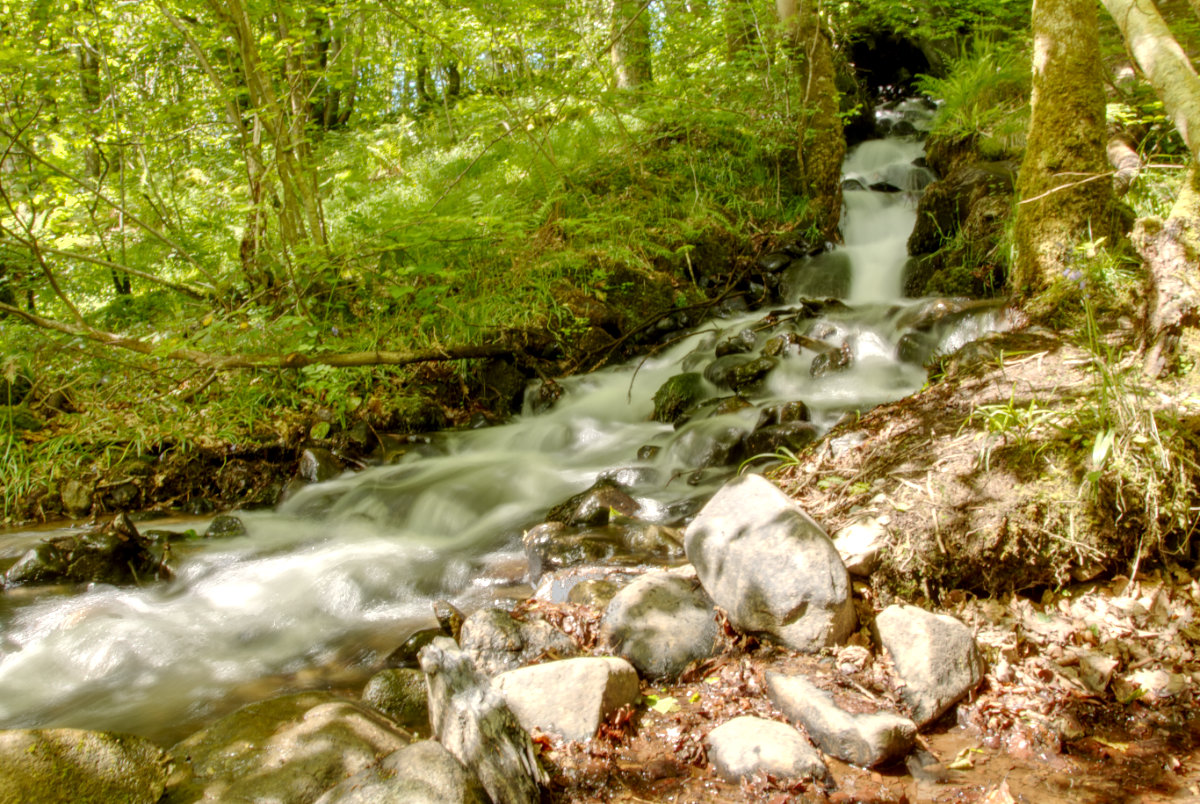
[1013,0,1120,298]
[611,0,652,89]
[724,0,759,62]
[782,0,844,241]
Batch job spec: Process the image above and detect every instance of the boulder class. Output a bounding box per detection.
[362,669,428,729]
[831,518,888,577]
[459,608,579,677]
[163,692,411,804]
[705,717,828,783]
[599,569,718,679]
[873,604,985,727]
[684,474,855,652]
[492,657,640,742]
[3,514,170,589]
[298,448,343,484]
[420,637,546,804]
[0,729,169,804]
[313,741,486,804]
[652,373,707,424]
[766,673,916,767]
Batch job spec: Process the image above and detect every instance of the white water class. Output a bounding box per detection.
[0,127,1004,742]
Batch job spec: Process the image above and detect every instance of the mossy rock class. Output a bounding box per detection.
[391,394,448,433]
[361,669,429,729]
[0,728,170,804]
[652,372,707,424]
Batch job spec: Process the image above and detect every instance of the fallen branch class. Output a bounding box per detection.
[0,301,514,370]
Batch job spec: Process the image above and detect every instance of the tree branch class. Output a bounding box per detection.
[0,301,515,370]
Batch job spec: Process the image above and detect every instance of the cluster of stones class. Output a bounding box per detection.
[0,474,985,803]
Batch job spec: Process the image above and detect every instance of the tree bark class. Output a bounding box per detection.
[611,0,652,89]
[1013,0,1120,297]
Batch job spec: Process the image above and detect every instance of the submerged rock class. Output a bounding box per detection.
[420,637,546,804]
[203,514,247,539]
[705,716,828,783]
[523,521,684,582]
[362,669,428,729]
[766,672,916,767]
[164,692,411,804]
[459,608,579,677]
[492,657,640,742]
[0,728,169,804]
[684,474,856,652]
[599,569,718,679]
[873,604,985,727]
[313,741,486,804]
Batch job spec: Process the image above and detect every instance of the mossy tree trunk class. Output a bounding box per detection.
[1013,0,1119,300]
[611,0,652,89]
[780,0,844,242]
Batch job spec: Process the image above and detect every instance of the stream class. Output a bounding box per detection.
[0,102,1008,745]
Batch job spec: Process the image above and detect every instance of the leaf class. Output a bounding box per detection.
[310,421,331,440]
[649,695,679,714]
[1092,428,1115,467]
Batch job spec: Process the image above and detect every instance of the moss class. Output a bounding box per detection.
[652,373,707,424]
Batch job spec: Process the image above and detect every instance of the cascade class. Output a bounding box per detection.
[0,102,1006,742]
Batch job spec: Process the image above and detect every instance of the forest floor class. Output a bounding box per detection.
[528,324,1200,803]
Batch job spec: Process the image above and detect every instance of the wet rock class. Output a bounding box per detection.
[545,479,639,527]
[684,474,856,652]
[714,328,757,357]
[203,513,247,539]
[832,517,888,577]
[419,637,546,804]
[755,401,811,428]
[896,331,934,365]
[523,522,684,583]
[780,233,823,258]
[0,728,169,804]
[636,445,660,461]
[435,600,467,641]
[781,251,853,299]
[907,161,1016,257]
[567,579,621,608]
[705,717,828,783]
[362,669,428,729]
[61,478,94,518]
[600,569,718,679]
[532,565,643,606]
[298,447,342,484]
[164,692,411,804]
[652,372,707,424]
[3,514,170,589]
[665,422,747,472]
[459,608,579,677]
[386,627,445,670]
[766,672,916,767]
[313,741,486,804]
[762,332,803,357]
[492,657,640,742]
[674,395,751,428]
[810,342,853,377]
[873,604,985,727]
[704,356,776,393]
[739,421,818,458]
[756,251,793,272]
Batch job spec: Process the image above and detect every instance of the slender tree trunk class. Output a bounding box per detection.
[611,0,652,89]
[781,0,844,241]
[724,0,759,61]
[1013,0,1119,298]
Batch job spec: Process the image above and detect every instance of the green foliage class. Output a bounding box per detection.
[915,39,1030,156]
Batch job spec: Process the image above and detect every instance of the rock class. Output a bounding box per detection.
[0,728,169,804]
[756,251,793,272]
[705,717,828,783]
[203,514,247,539]
[907,161,1016,257]
[599,569,718,679]
[704,356,776,393]
[3,514,170,589]
[524,522,684,582]
[873,604,985,727]
[755,401,811,428]
[386,627,445,669]
[164,692,411,804]
[664,422,747,472]
[567,578,621,608]
[546,479,640,527]
[313,741,487,804]
[739,421,818,459]
[420,637,546,804]
[809,341,853,377]
[61,478,94,518]
[762,332,803,357]
[652,372,707,424]
[832,517,888,576]
[766,673,916,767]
[434,600,466,640]
[459,608,579,677]
[781,250,853,299]
[715,328,757,357]
[298,447,342,484]
[362,669,428,729]
[492,657,640,742]
[684,474,856,652]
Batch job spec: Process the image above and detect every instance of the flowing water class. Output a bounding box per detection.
[0,106,1008,744]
